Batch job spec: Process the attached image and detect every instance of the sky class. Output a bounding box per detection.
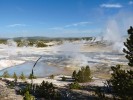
[0,0,133,38]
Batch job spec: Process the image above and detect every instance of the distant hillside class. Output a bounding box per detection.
[13,36,50,40]
[12,36,92,41]
[0,36,93,47]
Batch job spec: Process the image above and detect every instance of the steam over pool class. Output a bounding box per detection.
[0,40,128,77]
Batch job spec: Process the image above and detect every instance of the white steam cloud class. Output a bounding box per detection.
[103,11,133,52]
[103,20,121,42]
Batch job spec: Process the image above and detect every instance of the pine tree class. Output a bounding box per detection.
[107,65,133,99]
[2,71,10,78]
[81,67,85,80]
[123,26,133,67]
[20,72,26,81]
[72,66,91,82]
[72,70,77,79]
[35,81,60,99]
[84,66,91,81]
[13,72,17,82]
[77,70,83,82]
[28,73,36,79]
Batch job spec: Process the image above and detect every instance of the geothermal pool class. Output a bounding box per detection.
[0,61,60,77]
[0,42,128,77]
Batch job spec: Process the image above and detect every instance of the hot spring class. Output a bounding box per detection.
[0,41,128,77]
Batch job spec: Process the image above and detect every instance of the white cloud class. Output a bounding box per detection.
[7,24,27,27]
[65,21,91,27]
[129,1,133,5]
[100,3,123,8]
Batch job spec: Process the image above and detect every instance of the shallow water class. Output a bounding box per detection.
[0,61,60,77]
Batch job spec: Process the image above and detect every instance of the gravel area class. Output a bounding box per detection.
[0,80,23,100]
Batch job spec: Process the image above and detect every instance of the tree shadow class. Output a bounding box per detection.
[58,87,98,100]
[57,76,74,82]
[58,83,115,100]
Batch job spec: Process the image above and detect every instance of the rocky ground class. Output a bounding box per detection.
[0,79,106,100]
[0,75,107,100]
[0,80,23,100]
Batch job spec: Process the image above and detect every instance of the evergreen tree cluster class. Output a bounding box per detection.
[123,26,133,67]
[87,26,133,99]
[2,71,36,81]
[35,81,60,99]
[107,65,133,99]
[72,66,91,83]
[20,81,60,100]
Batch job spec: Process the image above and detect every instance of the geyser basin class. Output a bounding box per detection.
[0,61,60,77]
[0,41,128,77]
[0,51,127,77]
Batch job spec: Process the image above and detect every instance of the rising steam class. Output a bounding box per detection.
[103,11,133,52]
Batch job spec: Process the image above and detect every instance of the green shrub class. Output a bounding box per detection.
[69,82,82,89]
[28,73,36,79]
[19,72,26,81]
[49,74,55,79]
[23,91,35,100]
[72,66,91,83]
[2,71,10,78]
[28,42,34,47]
[72,70,77,79]
[61,76,66,81]
[20,84,32,95]
[107,65,133,99]
[36,41,48,47]
[35,81,60,99]
[13,72,17,82]
[20,81,60,99]
[7,81,15,89]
